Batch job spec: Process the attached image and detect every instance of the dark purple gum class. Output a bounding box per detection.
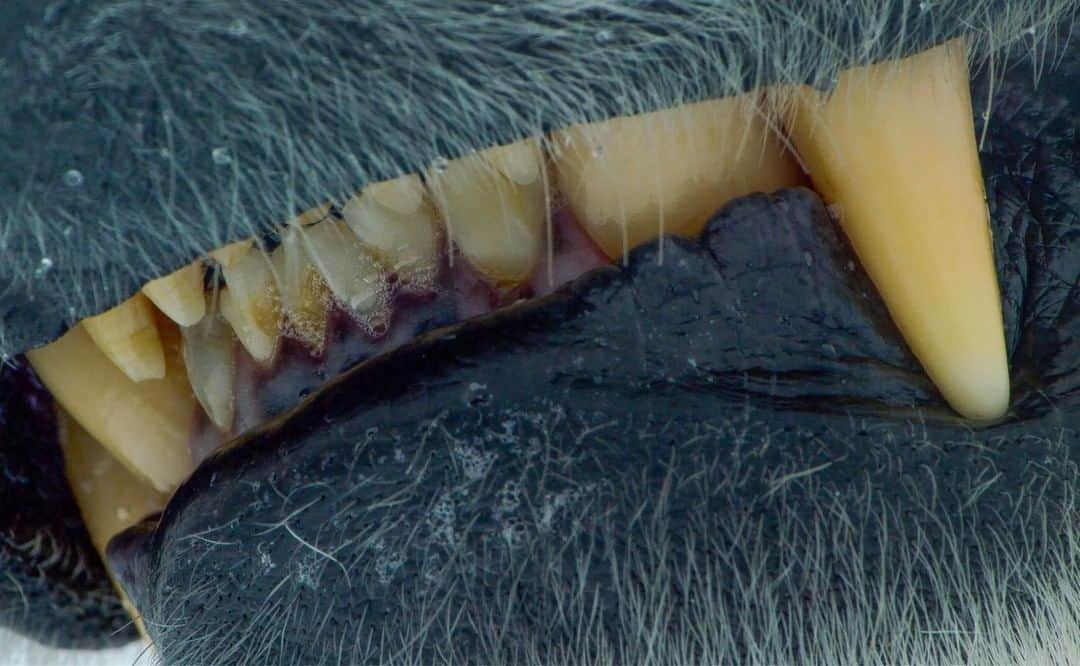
[189,203,609,466]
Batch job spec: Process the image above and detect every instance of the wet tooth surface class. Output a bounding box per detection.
[181,310,237,431]
[300,218,389,321]
[427,139,547,286]
[273,225,331,350]
[784,39,1010,420]
[81,292,166,382]
[27,318,197,493]
[344,176,442,289]
[551,96,804,259]
[141,262,207,327]
[218,247,283,363]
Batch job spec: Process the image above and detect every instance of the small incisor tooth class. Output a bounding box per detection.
[343,175,442,287]
[366,176,425,215]
[427,139,547,287]
[181,309,236,431]
[782,39,1009,420]
[27,316,196,493]
[273,225,331,349]
[142,261,206,327]
[82,292,166,383]
[217,246,282,363]
[300,218,388,317]
[551,96,804,260]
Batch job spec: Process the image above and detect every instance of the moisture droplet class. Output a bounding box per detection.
[919,1,934,12]
[431,156,449,174]
[115,506,131,521]
[159,147,172,158]
[63,169,84,187]
[35,257,54,278]
[594,28,614,44]
[212,146,232,165]
[228,18,249,37]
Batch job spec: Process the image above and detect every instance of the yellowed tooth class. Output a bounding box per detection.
[300,218,388,317]
[217,247,282,363]
[142,261,206,327]
[343,175,442,287]
[181,308,236,431]
[783,39,1009,420]
[272,225,331,349]
[427,139,547,286]
[366,175,425,215]
[209,238,254,269]
[57,408,169,559]
[551,96,804,260]
[28,315,196,493]
[81,292,167,383]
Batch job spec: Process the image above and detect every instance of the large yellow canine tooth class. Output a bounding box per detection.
[81,292,166,382]
[57,408,167,635]
[783,39,1009,420]
[551,95,804,260]
[28,316,196,493]
[142,261,206,327]
[57,408,169,558]
[427,138,547,287]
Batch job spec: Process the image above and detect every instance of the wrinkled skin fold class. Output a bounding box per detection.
[0,1,1076,663]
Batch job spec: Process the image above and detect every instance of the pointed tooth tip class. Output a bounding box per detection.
[936,353,1010,421]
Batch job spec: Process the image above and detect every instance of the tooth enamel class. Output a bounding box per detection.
[550,96,804,260]
[142,261,206,327]
[427,139,547,286]
[343,176,442,287]
[57,408,168,558]
[272,225,331,349]
[217,247,282,363]
[783,39,1009,420]
[181,309,237,431]
[81,293,167,383]
[210,238,254,268]
[366,176,425,215]
[28,317,196,493]
[299,218,388,316]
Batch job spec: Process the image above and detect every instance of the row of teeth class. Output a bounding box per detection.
[27,39,1009,563]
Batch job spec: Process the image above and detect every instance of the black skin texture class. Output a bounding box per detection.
[0,359,136,648]
[107,172,1077,662]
